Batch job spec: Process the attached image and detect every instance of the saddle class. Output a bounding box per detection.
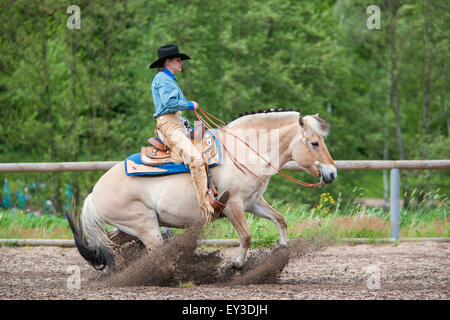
[140,121,220,167]
[138,121,227,213]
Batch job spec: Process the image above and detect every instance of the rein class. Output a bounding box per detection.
[194,107,324,188]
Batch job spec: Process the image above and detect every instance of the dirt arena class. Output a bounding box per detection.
[0,235,448,300]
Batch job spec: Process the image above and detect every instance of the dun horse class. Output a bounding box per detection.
[66,110,337,271]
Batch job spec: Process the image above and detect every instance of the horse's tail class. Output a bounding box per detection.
[65,193,115,271]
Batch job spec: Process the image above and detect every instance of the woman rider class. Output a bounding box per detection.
[149,44,229,222]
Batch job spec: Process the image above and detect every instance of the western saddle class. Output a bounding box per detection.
[142,121,229,213]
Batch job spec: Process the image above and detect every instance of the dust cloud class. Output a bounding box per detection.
[104,225,322,287]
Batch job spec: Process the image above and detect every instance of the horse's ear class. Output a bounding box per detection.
[299,116,304,127]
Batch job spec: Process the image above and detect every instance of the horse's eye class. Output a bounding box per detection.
[311,142,319,147]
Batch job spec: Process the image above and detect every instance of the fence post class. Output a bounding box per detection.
[390,168,400,239]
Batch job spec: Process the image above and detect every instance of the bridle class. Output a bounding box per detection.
[194,107,324,188]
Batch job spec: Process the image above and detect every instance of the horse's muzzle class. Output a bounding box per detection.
[319,164,337,184]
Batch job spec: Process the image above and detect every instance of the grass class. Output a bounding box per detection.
[201,201,448,246]
[0,193,448,244]
[0,208,72,239]
[179,281,196,288]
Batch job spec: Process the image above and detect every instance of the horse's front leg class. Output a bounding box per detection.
[247,197,288,247]
[223,201,251,269]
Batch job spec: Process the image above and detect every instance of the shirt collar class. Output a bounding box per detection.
[162,68,177,82]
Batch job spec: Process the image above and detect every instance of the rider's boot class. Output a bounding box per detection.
[209,190,230,214]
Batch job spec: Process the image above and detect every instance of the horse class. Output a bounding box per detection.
[66,109,337,271]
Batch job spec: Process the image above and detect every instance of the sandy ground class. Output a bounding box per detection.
[0,241,448,300]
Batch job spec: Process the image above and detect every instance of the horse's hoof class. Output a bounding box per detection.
[222,260,243,273]
[221,262,235,272]
[161,227,173,243]
[276,243,288,249]
[231,260,245,270]
[273,243,289,252]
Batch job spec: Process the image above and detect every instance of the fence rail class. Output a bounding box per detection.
[0,160,449,173]
[0,161,118,173]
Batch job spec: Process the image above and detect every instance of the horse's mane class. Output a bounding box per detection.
[226,108,299,127]
[230,108,300,121]
[226,108,330,137]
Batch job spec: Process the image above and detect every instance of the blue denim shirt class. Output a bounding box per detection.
[151,68,194,118]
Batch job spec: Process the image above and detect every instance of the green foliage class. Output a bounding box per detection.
[0,208,71,239]
[0,209,66,230]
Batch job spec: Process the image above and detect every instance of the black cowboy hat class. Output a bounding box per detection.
[149,44,191,69]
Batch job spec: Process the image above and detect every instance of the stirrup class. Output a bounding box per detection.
[209,190,230,212]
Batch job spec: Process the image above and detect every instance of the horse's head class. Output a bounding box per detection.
[291,114,337,185]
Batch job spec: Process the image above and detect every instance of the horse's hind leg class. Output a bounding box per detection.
[223,201,251,269]
[107,205,163,252]
[247,197,288,246]
[132,211,164,251]
[108,229,138,246]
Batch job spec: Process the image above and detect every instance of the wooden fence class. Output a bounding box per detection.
[0,160,449,172]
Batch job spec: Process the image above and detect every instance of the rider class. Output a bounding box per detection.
[149,44,229,222]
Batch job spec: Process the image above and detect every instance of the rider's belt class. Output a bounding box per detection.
[157,111,177,120]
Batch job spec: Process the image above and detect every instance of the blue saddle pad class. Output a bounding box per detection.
[124,130,221,176]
